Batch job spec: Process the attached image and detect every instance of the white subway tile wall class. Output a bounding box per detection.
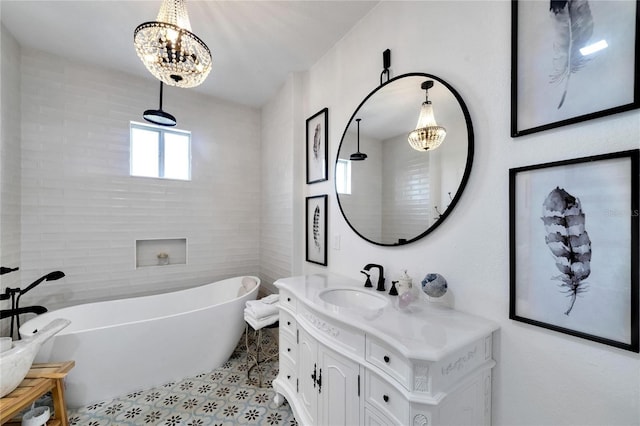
[13,46,262,311]
[259,75,297,293]
[381,133,433,243]
[338,132,383,241]
[1,26,23,336]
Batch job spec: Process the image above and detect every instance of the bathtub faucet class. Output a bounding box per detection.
[0,270,65,339]
[21,271,65,295]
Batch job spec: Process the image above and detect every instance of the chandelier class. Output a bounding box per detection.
[408,80,446,151]
[134,0,212,88]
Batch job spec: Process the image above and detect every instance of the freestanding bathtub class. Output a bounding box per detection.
[19,276,260,408]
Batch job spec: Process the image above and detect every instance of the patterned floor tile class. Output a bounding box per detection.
[67,328,296,426]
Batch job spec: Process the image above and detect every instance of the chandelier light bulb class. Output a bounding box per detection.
[165,28,180,44]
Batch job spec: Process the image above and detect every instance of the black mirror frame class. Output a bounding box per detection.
[335,72,475,246]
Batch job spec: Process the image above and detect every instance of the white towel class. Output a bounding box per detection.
[245,299,279,319]
[244,309,279,330]
[260,294,279,304]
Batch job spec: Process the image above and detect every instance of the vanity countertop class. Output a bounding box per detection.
[275,273,499,362]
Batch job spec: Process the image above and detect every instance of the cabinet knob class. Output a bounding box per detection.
[383,394,389,403]
[287,321,291,326]
[287,348,291,352]
[287,297,291,302]
[384,355,390,363]
[287,375,291,380]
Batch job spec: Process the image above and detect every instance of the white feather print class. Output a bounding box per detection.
[549,0,594,109]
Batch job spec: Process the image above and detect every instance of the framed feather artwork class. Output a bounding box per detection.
[511,0,639,137]
[306,194,328,266]
[306,108,329,184]
[509,149,639,352]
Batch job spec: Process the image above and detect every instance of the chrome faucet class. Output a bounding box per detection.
[362,264,385,292]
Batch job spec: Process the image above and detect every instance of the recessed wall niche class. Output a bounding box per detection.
[135,238,187,268]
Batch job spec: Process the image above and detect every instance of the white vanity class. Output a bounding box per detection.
[272,274,499,426]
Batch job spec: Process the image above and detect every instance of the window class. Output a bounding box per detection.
[130,122,191,180]
[336,159,352,195]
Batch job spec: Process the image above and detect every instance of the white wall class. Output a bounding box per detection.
[299,2,640,425]
[0,24,23,335]
[260,73,305,293]
[16,47,262,311]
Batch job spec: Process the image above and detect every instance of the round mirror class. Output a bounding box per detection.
[335,73,474,246]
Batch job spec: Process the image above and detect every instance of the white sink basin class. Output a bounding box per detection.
[0,318,70,398]
[319,288,389,311]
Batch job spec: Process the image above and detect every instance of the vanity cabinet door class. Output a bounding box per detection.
[298,327,361,426]
[318,345,361,426]
[298,327,319,424]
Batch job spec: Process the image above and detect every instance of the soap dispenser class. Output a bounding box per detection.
[397,270,413,295]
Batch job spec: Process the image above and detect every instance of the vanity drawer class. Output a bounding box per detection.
[364,403,397,426]
[279,289,297,312]
[279,332,297,366]
[366,336,411,389]
[279,309,297,338]
[365,370,409,425]
[278,358,297,392]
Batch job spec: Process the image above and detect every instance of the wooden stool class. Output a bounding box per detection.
[0,361,75,426]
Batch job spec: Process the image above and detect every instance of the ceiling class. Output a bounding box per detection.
[1,0,378,108]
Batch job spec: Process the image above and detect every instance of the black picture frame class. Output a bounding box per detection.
[306,108,328,184]
[305,194,328,266]
[511,0,639,137]
[509,149,639,352]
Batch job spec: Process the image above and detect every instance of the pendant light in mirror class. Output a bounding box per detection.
[350,119,368,161]
[408,80,446,151]
[143,81,177,127]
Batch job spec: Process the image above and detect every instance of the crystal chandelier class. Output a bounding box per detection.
[408,81,446,151]
[134,0,212,88]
